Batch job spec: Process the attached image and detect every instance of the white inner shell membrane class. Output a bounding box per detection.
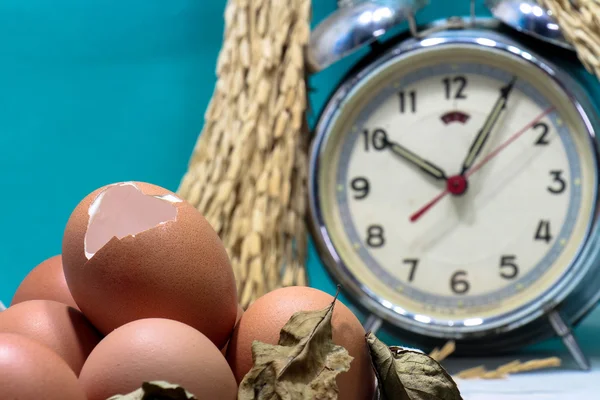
[321,58,597,321]
[84,183,181,260]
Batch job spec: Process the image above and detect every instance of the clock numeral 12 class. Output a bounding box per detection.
[443,76,468,100]
[398,90,417,114]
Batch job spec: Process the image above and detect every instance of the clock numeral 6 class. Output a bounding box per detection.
[451,271,470,295]
[500,255,519,280]
[366,225,385,248]
[362,128,388,152]
[547,170,567,194]
[350,177,370,200]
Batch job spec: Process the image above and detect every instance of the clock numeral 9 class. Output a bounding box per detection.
[398,90,417,114]
[362,128,388,152]
[547,170,567,194]
[500,255,519,280]
[443,76,468,100]
[450,271,470,295]
[535,220,553,243]
[350,177,370,200]
[533,122,550,145]
[366,225,385,248]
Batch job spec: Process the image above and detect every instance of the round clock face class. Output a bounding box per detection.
[312,42,599,333]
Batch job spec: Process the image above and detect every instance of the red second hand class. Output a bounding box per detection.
[410,190,449,222]
[409,106,556,223]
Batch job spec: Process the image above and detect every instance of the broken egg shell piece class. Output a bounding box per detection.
[84,182,183,260]
[62,181,239,349]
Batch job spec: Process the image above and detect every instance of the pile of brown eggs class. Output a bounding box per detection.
[0,181,376,400]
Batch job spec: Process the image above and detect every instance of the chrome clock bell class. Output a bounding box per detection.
[307,0,600,370]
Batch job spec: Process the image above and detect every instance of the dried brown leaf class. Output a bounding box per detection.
[366,333,463,400]
[106,381,197,400]
[238,294,353,400]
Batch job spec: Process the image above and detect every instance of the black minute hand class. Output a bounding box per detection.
[460,76,517,175]
[386,139,448,181]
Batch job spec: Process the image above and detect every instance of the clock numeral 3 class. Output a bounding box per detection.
[443,76,468,100]
[403,259,419,282]
[398,90,417,114]
[362,128,388,152]
[535,220,553,243]
[350,177,370,200]
[451,271,470,295]
[547,170,567,194]
[500,255,519,280]
[366,225,385,248]
[533,122,550,145]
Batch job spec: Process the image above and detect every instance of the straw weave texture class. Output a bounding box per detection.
[178,0,311,309]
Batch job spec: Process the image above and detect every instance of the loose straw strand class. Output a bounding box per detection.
[456,357,562,380]
[428,341,456,362]
[429,341,562,379]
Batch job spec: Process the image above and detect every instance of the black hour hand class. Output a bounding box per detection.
[386,139,448,181]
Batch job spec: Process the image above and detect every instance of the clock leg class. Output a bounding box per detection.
[363,314,383,335]
[547,310,591,371]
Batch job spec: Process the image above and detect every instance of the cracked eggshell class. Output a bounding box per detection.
[61,181,238,349]
[0,333,87,400]
[11,255,79,310]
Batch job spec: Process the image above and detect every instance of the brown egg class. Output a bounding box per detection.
[221,304,245,356]
[0,300,102,375]
[11,255,79,309]
[226,286,376,400]
[62,181,238,348]
[79,318,237,400]
[0,333,87,400]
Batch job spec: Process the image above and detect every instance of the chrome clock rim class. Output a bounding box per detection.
[308,27,600,340]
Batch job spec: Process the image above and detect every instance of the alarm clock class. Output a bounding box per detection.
[307,0,600,370]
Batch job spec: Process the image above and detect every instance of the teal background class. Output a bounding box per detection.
[1,0,599,357]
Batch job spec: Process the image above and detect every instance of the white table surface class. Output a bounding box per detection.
[443,308,600,399]
[450,358,600,399]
